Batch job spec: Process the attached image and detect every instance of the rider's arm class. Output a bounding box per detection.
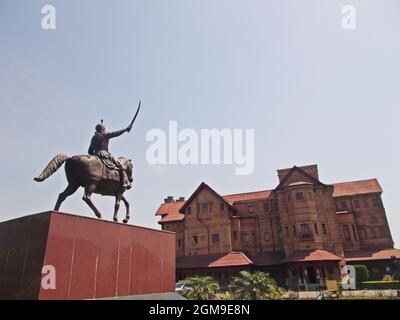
[106,127,129,139]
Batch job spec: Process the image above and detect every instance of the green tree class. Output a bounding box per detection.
[181,275,220,300]
[354,265,369,283]
[229,271,285,300]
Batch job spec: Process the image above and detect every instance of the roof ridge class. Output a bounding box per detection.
[222,189,272,198]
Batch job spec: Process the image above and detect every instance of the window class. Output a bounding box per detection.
[220,203,225,211]
[248,205,255,213]
[340,200,348,210]
[372,198,380,208]
[309,191,313,200]
[178,239,182,247]
[292,225,297,237]
[354,199,360,209]
[371,216,378,223]
[285,226,289,237]
[200,202,210,213]
[287,193,291,201]
[263,202,269,212]
[252,232,257,242]
[314,223,319,235]
[232,231,237,241]
[358,228,367,240]
[300,224,311,238]
[295,192,304,201]
[212,233,220,243]
[342,225,351,241]
[265,232,270,241]
[191,235,199,246]
[187,207,191,215]
[272,200,278,209]
[322,223,327,235]
[363,198,369,208]
[241,232,249,242]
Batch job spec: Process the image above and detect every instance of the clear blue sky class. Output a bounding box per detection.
[1,1,399,246]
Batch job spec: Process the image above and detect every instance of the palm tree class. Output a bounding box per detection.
[229,271,285,300]
[181,275,220,300]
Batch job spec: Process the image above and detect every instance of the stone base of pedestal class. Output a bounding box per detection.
[0,211,175,300]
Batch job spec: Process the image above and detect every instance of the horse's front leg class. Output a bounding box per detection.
[121,195,130,224]
[113,193,123,222]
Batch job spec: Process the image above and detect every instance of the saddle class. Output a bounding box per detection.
[91,156,120,182]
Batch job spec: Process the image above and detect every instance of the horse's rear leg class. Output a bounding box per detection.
[121,195,130,224]
[82,184,102,219]
[54,184,79,212]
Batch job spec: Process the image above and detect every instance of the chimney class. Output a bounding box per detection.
[177,197,185,202]
[164,196,174,203]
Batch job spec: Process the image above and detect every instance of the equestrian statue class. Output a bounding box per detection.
[33,101,141,224]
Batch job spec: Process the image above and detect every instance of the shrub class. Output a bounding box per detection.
[353,265,369,283]
[181,275,220,300]
[229,271,285,300]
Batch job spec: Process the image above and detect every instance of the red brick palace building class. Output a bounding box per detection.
[155,165,400,288]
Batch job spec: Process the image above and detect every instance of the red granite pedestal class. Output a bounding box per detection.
[0,212,175,300]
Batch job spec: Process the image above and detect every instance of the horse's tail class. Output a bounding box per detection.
[34,154,70,182]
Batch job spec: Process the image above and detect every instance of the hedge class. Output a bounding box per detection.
[356,281,400,290]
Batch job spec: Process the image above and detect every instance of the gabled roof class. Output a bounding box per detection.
[274,166,330,191]
[332,179,382,197]
[282,250,342,263]
[178,182,236,214]
[345,248,400,262]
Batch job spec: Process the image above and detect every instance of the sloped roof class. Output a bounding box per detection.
[332,179,382,197]
[282,250,342,263]
[176,252,253,269]
[156,201,185,223]
[222,190,273,205]
[345,248,400,262]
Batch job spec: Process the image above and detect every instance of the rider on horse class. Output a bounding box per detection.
[88,120,132,189]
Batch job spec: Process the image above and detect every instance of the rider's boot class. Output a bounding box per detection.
[119,168,131,190]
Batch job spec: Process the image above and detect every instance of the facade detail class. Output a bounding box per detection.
[156,165,399,288]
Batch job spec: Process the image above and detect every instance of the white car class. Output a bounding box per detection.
[175,281,186,294]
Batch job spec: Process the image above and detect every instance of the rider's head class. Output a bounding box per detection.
[95,120,106,133]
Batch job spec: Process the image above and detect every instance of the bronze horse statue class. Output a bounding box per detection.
[34,154,133,223]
